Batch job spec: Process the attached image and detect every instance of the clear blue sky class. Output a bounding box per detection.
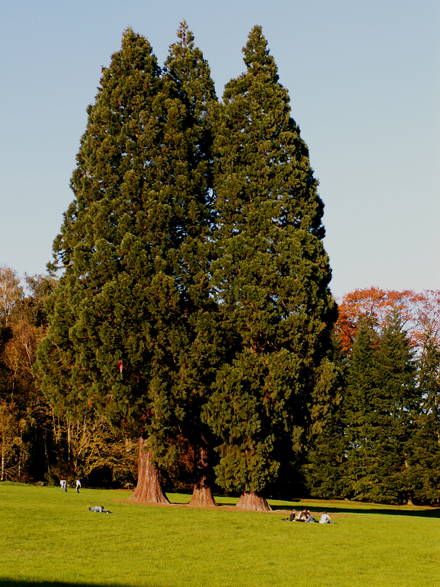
[1,0,439,298]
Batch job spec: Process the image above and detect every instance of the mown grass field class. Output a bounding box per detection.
[1,482,440,587]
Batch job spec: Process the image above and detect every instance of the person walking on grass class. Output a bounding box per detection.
[75,479,81,493]
[60,477,67,492]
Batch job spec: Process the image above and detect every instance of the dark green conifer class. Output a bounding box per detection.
[374,310,417,503]
[36,28,170,501]
[343,318,381,500]
[406,331,440,503]
[37,25,217,503]
[151,21,219,506]
[302,335,347,499]
[344,311,417,503]
[206,26,337,510]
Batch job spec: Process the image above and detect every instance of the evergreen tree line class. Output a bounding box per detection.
[3,265,439,506]
[307,310,440,505]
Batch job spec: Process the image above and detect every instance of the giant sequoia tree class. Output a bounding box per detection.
[36,24,339,507]
[151,21,219,506]
[36,25,218,504]
[205,26,337,511]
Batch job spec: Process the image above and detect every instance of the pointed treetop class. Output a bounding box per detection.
[166,20,198,64]
[176,19,194,48]
[119,26,152,55]
[242,25,278,80]
[117,27,156,70]
[165,20,217,117]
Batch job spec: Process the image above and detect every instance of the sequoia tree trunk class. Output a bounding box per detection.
[189,444,217,507]
[129,437,169,504]
[236,491,272,512]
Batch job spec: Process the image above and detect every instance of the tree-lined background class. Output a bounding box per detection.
[2,24,439,509]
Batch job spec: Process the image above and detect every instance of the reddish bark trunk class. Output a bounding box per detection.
[189,479,218,507]
[129,437,169,504]
[189,445,217,507]
[236,491,272,512]
[189,446,217,507]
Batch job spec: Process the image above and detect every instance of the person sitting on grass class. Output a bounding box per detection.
[282,510,298,521]
[319,511,333,524]
[289,509,298,522]
[304,510,316,523]
[297,509,309,522]
[87,505,112,514]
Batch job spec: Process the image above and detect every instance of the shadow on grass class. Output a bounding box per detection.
[268,503,440,518]
[166,496,440,519]
[0,581,163,587]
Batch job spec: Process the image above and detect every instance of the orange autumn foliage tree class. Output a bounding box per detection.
[336,287,440,354]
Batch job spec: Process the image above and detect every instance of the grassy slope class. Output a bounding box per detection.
[1,482,439,587]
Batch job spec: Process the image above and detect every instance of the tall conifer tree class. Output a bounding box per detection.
[405,331,440,503]
[157,21,219,506]
[343,318,380,499]
[344,312,417,503]
[36,28,170,502]
[303,334,347,499]
[374,310,417,503]
[206,26,336,510]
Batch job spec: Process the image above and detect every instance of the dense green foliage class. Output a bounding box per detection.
[32,23,338,504]
[306,308,440,505]
[0,267,136,487]
[407,331,440,503]
[204,26,336,496]
[346,312,417,502]
[35,24,219,494]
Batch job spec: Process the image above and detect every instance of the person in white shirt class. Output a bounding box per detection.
[87,505,112,514]
[75,479,81,493]
[319,511,333,524]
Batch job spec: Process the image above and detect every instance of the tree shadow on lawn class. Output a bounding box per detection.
[0,581,164,587]
[129,495,440,519]
[169,496,440,519]
[268,502,440,519]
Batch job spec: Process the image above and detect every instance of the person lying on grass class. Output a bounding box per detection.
[87,505,112,514]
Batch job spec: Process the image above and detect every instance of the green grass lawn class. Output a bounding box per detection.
[1,482,440,587]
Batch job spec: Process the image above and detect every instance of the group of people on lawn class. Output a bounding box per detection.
[59,476,111,513]
[283,509,333,524]
[59,474,331,522]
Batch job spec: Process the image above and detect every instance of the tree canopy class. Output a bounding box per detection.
[32,23,353,510]
[204,25,336,510]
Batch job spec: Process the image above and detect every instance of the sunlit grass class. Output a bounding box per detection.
[1,482,439,587]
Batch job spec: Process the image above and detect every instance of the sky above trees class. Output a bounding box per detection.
[1,0,439,298]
